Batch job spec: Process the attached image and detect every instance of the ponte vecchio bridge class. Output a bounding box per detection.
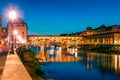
[27,35,83,48]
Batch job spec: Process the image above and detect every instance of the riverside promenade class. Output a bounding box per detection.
[1,50,32,80]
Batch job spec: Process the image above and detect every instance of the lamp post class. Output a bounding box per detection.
[13,30,18,48]
[9,10,17,54]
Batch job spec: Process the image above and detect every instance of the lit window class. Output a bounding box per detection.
[3,30,5,32]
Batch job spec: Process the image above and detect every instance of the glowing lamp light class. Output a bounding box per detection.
[114,40,117,44]
[22,40,26,43]
[13,30,18,35]
[17,35,26,43]
[9,10,17,20]
[17,35,20,38]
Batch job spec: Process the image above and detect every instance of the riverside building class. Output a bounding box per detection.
[0,15,120,46]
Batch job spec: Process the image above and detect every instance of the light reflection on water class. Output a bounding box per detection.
[29,46,120,80]
[38,46,81,62]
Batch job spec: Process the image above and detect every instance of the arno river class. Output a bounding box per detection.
[29,46,120,80]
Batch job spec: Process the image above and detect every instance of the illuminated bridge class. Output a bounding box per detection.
[27,35,83,48]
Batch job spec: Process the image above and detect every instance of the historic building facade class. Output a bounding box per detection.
[80,25,120,45]
[1,15,120,46]
[27,25,120,46]
[7,17,28,46]
[0,16,7,47]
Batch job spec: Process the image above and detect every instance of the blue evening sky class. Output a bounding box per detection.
[0,0,120,35]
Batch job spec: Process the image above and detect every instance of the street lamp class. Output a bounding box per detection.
[9,10,17,20]
[13,30,18,35]
[9,10,17,54]
[13,30,18,48]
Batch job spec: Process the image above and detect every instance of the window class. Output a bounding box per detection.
[22,32,24,34]
[22,32,24,38]
[3,30,5,32]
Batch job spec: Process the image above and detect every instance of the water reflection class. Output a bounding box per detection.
[79,51,120,75]
[38,46,80,62]
[114,55,120,73]
[36,46,120,74]
[29,46,120,80]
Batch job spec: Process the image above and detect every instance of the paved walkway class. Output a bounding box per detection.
[0,53,7,80]
[1,51,32,80]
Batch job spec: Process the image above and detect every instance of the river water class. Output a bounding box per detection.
[28,46,120,80]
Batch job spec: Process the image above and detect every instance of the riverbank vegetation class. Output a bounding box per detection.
[16,46,45,80]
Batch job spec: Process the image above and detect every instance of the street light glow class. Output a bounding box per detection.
[9,10,17,20]
[17,35,25,43]
[13,30,18,35]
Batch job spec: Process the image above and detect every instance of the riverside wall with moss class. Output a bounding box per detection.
[16,46,45,80]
